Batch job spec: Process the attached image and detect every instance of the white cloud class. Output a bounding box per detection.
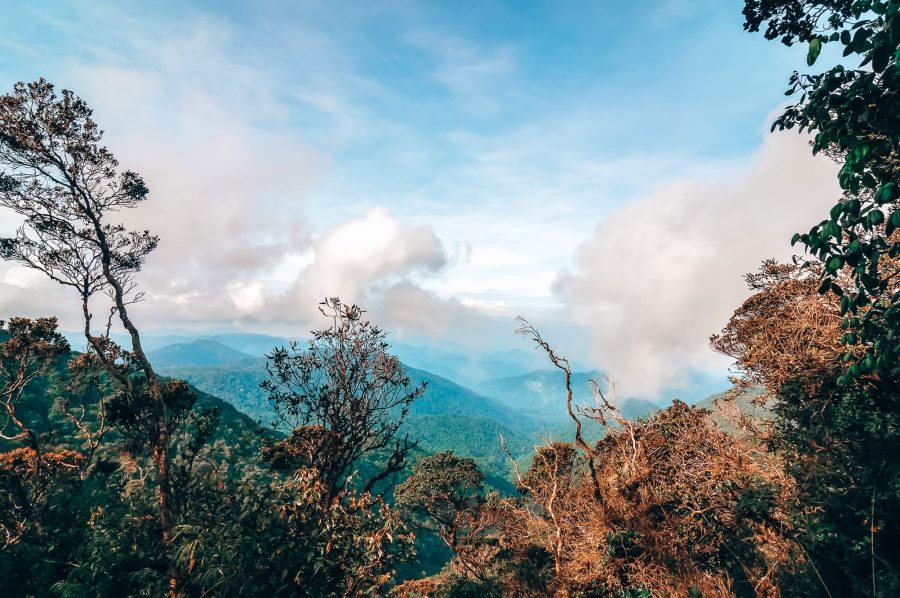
[67,37,326,301]
[376,281,499,341]
[275,207,447,321]
[556,131,841,398]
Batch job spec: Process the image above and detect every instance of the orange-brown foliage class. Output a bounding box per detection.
[710,260,845,399]
[389,577,440,597]
[500,402,797,597]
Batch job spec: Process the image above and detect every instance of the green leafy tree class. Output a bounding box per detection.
[0,317,70,454]
[775,379,900,595]
[744,1,900,388]
[0,79,180,545]
[395,451,485,555]
[261,298,424,502]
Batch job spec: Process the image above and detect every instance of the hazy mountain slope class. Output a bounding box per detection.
[156,357,271,424]
[201,333,293,356]
[477,369,615,422]
[477,367,732,421]
[404,366,536,430]
[151,344,541,473]
[149,341,675,484]
[379,342,557,388]
[148,339,257,368]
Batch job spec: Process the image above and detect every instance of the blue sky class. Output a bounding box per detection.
[0,1,841,396]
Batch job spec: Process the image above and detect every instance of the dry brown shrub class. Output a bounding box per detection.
[0,447,83,546]
[389,577,439,597]
[503,402,797,597]
[710,259,845,400]
[712,250,900,405]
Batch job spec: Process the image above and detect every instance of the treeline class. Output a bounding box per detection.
[2,0,900,596]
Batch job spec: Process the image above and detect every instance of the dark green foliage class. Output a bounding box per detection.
[773,377,900,595]
[0,325,416,596]
[155,356,273,424]
[167,469,412,597]
[401,413,526,490]
[433,574,502,598]
[745,1,900,385]
[744,1,855,45]
[743,3,900,595]
[261,298,425,501]
[396,452,485,540]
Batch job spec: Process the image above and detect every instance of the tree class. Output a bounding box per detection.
[261,298,424,502]
[397,327,798,596]
[710,259,847,399]
[395,452,488,575]
[0,79,179,551]
[743,1,900,388]
[0,317,80,548]
[0,317,70,454]
[715,260,900,595]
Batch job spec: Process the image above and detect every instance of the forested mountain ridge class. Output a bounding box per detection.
[147,339,673,483]
[149,339,259,368]
[149,340,542,481]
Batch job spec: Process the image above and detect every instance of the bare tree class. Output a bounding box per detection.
[515,317,603,499]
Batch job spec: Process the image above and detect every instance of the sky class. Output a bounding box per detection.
[0,0,842,398]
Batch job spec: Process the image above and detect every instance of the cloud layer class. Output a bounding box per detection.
[556,132,841,397]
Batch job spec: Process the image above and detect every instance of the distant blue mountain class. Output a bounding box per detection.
[148,339,257,368]
[127,336,729,485]
[204,333,295,356]
[81,331,555,386]
[63,331,295,356]
[475,369,658,422]
[389,342,550,387]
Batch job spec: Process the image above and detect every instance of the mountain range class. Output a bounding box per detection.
[140,334,731,483]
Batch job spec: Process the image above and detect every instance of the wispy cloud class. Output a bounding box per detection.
[405,28,518,116]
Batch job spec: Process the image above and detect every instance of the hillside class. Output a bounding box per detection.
[390,342,554,387]
[0,351,271,472]
[477,369,660,422]
[154,354,272,423]
[148,339,258,368]
[151,340,535,427]
[151,341,541,480]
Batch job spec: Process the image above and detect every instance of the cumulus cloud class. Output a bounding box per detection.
[275,207,447,322]
[375,281,503,341]
[556,131,841,398]
[0,17,464,337]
